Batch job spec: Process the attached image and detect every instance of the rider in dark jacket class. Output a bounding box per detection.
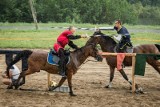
[114,20,132,52]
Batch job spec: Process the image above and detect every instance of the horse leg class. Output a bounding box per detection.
[119,69,138,90]
[105,66,115,88]
[7,84,13,89]
[49,77,67,91]
[67,72,76,96]
[15,69,36,89]
[14,71,25,89]
[21,77,26,85]
[147,60,160,74]
[119,69,130,82]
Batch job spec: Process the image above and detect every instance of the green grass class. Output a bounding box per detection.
[0,23,160,49]
[1,22,160,29]
[131,33,160,45]
[0,29,92,49]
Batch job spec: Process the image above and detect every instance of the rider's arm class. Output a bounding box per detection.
[68,41,79,49]
[119,27,130,38]
[67,35,81,40]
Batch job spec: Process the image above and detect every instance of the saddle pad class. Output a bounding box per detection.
[114,46,133,53]
[47,51,70,66]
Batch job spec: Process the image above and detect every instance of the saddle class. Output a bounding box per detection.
[47,49,70,66]
[111,34,133,53]
[114,42,133,53]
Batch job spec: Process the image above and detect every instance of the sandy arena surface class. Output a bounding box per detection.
[0,54,159,107]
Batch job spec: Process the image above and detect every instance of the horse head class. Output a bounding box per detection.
[86,30,104,45]
[86,30,117,53]
[86,43,103,62]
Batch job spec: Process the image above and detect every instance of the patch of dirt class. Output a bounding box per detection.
[0,55,159,107]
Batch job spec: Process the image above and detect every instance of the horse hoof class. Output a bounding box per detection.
[105,85,112,88]
[7,85,13,89]
[49,86,57,91]
[14,85,19,90]
[136,87,144,94]
[49,87,53,91]
[129,85,139,91]
[69,92,77,96]
[129,86,132,90]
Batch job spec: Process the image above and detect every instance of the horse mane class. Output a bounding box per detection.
[93,30,117,45]
[72,43,94,53]
[155,44,160,52]
[101,35,117,45]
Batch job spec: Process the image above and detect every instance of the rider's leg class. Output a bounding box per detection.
[58,48,66,77]
[117,42,124,53]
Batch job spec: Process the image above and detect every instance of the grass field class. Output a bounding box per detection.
[0,23,160,49]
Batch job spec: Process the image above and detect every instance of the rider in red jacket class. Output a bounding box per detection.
[53,26,87,77]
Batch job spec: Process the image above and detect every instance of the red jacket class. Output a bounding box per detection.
[53,30,72,52]
[57,30,73,48]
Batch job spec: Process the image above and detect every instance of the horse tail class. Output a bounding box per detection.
[6,50,32,77]
[155,44,160,52]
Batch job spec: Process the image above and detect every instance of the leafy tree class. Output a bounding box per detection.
[139,6,160,25]
[0,0,160,25]
[0,0,32,22]
[105,0,137,24]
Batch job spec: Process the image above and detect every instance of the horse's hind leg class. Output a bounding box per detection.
[147,60,160,74]
[119,69,130,82]
[19,76,25,86]
[119,69,138,89]
[15,69,36,89]
[14,72,24,89]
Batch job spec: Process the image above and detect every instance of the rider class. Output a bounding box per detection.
[114,20,132,52]
[53,26,87,77]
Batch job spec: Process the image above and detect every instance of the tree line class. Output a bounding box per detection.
[0,0,160,25]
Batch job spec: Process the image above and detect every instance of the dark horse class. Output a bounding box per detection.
[6,43,101,96]
[86,31,160,89]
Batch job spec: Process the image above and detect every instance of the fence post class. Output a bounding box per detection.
[132,54,136,93]
[48,73,51,88]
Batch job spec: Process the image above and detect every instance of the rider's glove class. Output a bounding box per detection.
[81,34,89,38]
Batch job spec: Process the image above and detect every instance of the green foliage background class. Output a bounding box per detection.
[0,0,160,25]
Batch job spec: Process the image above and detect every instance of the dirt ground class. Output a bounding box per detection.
[0,54,159,107]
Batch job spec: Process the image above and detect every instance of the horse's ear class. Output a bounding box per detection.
[93,30,103,37]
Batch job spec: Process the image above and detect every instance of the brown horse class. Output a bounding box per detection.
[86,31,160,89]
[6,43,101,96]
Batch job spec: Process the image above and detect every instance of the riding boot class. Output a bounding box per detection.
[58,49,66,77]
